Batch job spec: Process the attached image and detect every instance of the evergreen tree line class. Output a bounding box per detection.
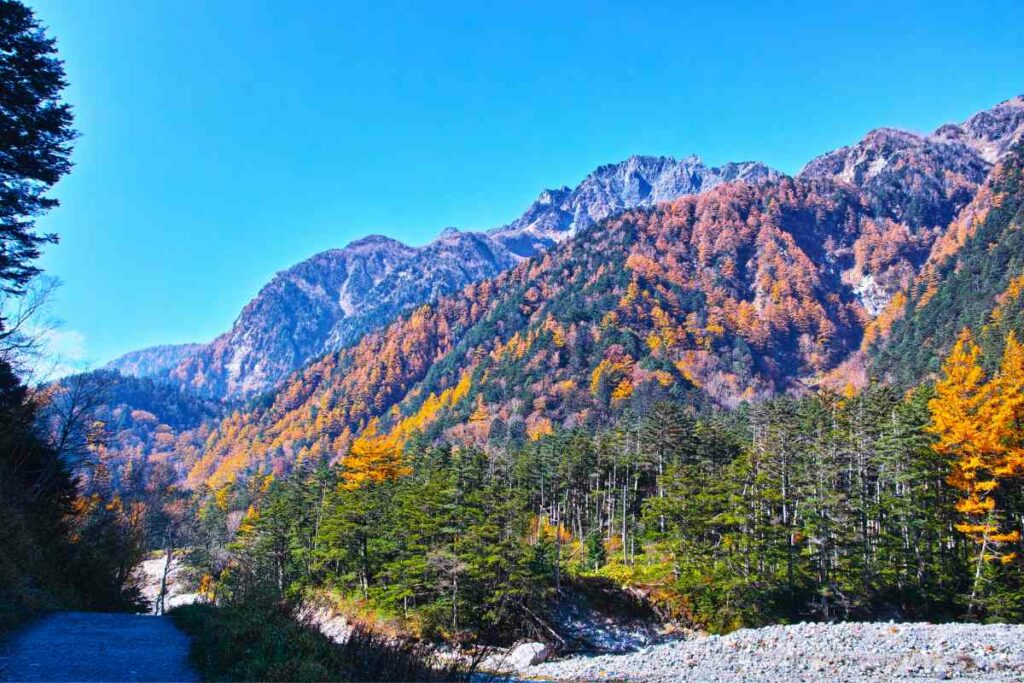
[191,366,1024,638]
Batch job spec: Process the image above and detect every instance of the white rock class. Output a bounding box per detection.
[505,641,551,669]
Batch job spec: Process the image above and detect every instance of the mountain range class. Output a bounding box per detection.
[89,95,1024,490]
[108,157,780,399]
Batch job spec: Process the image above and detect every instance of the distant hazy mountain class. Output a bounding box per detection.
[105,343,202,378]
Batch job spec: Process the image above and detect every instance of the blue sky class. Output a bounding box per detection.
[29,0,1024,367]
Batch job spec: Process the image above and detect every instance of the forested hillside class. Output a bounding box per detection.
[80,99,1024,506]
[37,92,1024,654]
[189,321,1024,639]
[94,99,1024,648]
[870,145,1024,382]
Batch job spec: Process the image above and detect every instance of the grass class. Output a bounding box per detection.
[169,602,474,682]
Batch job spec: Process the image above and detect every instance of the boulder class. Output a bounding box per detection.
[505,641,551,669]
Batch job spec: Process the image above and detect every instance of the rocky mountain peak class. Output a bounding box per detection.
[798,120,991,232]
[344,234,410,252]
[536,187,571,206]
[488,155,782,258]
[931,95,1024,163]
[799,127,949,185]
[801,97,1024,190]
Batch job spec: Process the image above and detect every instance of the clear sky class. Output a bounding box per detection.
[27,0,1024,367]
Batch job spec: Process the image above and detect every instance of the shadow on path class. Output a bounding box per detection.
[0,611,196,682]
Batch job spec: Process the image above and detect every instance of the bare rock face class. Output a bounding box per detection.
[507,642,551,669]
[932,94,1024,163]
[489,155,781,257]
[324,228,519,350]
[169,235,416,398]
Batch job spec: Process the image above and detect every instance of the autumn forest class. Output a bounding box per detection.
[3,0,1024,679]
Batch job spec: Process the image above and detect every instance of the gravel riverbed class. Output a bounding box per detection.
[525,622,1024,681]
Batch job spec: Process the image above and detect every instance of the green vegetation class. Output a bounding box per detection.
[169,603,470,682]
[188,374,1024,638]
[873,142,1024,382]
[191,443,556,643]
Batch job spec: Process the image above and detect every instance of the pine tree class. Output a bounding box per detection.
[0,0,76,295]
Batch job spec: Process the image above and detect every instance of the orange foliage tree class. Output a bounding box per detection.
[928,329,1024,610]
[340,419,412,490]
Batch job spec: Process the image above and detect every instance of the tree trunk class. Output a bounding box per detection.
[155,542,173,616]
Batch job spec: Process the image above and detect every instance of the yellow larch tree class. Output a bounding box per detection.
[469,394,489,423]
[341,419,411,491]
[990,332,1024,482]
[929,329,1024,611]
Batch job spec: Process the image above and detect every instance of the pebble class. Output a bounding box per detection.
[526,622,1024,682]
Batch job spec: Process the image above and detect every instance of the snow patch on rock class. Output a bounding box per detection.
[854,274,891,316]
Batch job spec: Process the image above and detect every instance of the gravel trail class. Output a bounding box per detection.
[527,622,1024,682]
[0,611,196,682]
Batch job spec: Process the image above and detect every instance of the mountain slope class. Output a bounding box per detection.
[111,157,780,400]
[105,343,202,378]
[188,165,972,485]
[869,142,1024,383]
[168,236,416,398]
[798,127,990,232]
[148,99,1019,402]
[323,228,518,349]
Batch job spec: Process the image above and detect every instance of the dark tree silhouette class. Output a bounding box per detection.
[0,0,75,296]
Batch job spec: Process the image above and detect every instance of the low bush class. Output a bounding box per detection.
[169,602,471,682]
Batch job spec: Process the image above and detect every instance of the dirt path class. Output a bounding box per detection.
[0,611,196,682]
